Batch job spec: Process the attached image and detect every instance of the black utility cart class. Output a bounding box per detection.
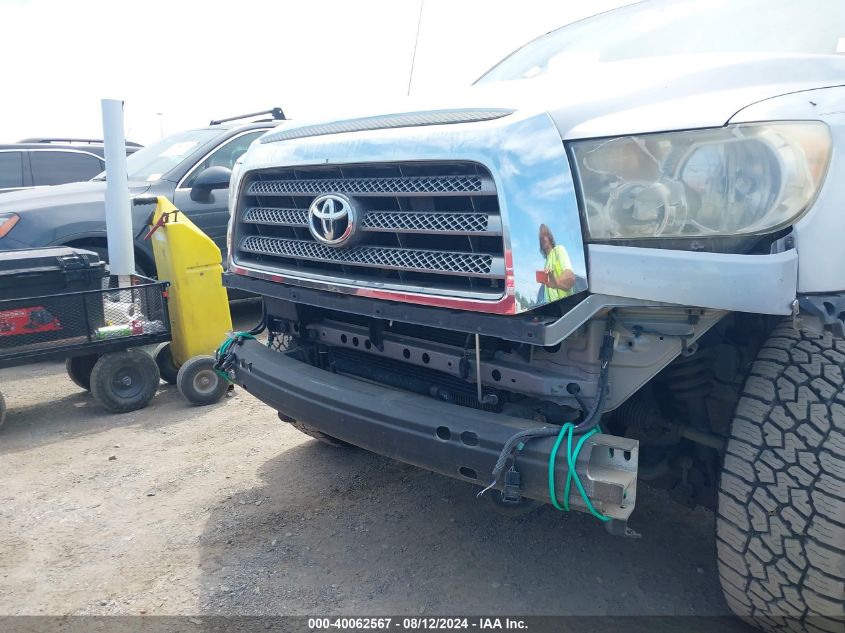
[0,247,171,428]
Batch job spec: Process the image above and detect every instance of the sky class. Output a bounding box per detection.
[0,0,633,145]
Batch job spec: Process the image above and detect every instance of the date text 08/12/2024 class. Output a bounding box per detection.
[308,618,528,630]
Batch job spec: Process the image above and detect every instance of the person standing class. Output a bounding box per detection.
[537,223,576,302]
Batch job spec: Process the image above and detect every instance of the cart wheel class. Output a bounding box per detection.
[65,354,99,391]
[154,343,179,385]
[177,355,228,406]
[0,391,6,431]
[89,350,160,413]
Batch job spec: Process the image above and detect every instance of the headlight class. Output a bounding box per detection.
[0,213,20,238]
[570,122,832,240]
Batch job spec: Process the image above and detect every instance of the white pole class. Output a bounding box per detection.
[101,99,135,278]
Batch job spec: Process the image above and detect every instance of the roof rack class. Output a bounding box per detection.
[209,107,286,126]
[18,137,144,147]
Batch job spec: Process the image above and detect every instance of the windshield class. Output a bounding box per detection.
[479,0,845,83]
[93,128,221,182]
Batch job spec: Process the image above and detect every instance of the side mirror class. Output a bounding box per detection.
[189,166,232,203]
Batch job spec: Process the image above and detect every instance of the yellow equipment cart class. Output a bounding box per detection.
[141,196,233,405]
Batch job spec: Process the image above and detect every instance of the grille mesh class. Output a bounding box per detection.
[240,235,496,276]
[363,212,490,233]
[247,175,487,196]
[243,207,308,226]
[243,207,494,234]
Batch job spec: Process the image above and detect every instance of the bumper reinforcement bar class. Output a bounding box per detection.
[230,339,638,520]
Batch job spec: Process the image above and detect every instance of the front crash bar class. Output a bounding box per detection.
[230,339,638,521]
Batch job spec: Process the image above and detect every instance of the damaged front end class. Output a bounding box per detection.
[222,106,735,529]
[224,271,726,530]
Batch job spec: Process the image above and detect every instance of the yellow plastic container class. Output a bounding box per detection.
[148,197,232,366]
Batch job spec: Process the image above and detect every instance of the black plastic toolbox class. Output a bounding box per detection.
[0,247,108,348]
[0,247,107,299]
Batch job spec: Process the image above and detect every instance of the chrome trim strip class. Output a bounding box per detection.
[261,109,514,144]
[231,262,513,308]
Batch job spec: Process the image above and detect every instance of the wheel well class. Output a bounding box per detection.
[606,311,776,509]
[63,238,155,276]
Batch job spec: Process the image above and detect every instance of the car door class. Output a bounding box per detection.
[171,130,267,255]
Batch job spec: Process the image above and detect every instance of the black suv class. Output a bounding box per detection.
[0,109,285,275]
[0,139,142,193]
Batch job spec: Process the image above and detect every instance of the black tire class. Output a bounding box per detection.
[89,350,160,413]
[176,355,228,406]
[717,321,845,631]
[280,413,355,448]
[65,354,98,391]
[155,344,179,385]
[0,391,6,431]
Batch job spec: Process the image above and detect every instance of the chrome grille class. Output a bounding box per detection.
[233,161,506,300]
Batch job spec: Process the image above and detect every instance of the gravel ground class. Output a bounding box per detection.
[0,303,753,629]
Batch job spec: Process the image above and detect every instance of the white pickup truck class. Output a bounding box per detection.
[218,1,845,629]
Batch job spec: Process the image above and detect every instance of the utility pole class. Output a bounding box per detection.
[101,99,136,281]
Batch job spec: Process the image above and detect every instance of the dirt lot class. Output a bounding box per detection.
[0,304,752,627]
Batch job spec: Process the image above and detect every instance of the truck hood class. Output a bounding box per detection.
[0,180,152,213]
[271,53,845,142]
[235,53,845,316]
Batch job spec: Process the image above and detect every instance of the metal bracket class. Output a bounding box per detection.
[797,294,845,338]
[368,319,385,352]
[604,519,642,539]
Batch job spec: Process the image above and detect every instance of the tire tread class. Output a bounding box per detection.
[717,322,845,632]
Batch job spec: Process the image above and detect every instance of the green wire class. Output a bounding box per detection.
[214,332,257,382]
[548,422,610,522]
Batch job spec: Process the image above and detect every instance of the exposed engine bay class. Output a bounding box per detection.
[260,293,772,510]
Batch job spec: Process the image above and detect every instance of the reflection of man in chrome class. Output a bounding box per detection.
[537,223,576,302]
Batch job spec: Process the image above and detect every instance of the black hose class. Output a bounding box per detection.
[248,299,267,336]
[573,311,616,434]
[571,362,610,434]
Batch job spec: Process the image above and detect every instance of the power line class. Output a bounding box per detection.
[407,0,425,96]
